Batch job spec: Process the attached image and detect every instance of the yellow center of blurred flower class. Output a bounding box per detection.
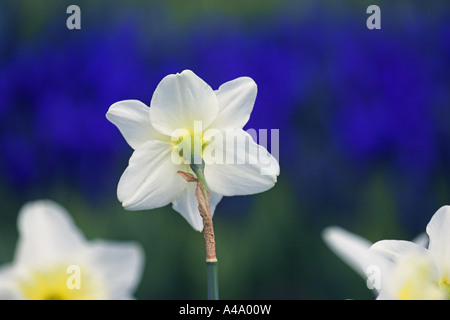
[439,276,450,298]
[18,264,106,300]
[398,278,446,300]
[394,254,448,300]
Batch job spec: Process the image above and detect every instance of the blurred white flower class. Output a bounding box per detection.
[0,200,144,300]
[106,69,279,231]
[322,205,450,300]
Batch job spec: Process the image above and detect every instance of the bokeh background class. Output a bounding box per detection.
[0,0,449,299]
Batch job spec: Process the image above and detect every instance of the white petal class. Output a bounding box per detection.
[209,192,223,217]
[86,240,144,299]
[14,200,86,266]
[426,205,450,274]
[208,77,257,130]
[172,184,223,231]
[118,140,187,210]
[322,226,388,282]
[0,265,23,299]
[149,70,218,136]
[204,129,279,196]
[106,99,169,149]
[412,232,429,248]
[370,240,428,261]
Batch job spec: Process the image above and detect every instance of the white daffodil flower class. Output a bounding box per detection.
[106,70,280,231]
[0,200,144,300]
[322,205,450,300]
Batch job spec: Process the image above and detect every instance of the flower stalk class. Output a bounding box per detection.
[177,167,219,299]
[206,261,219,300]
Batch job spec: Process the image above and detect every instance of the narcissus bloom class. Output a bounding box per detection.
[323,206,450,300]
[0,200,144,300]
[107,70,279,231]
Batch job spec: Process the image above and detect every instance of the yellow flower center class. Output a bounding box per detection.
[393,254,448,300]
[172,126,208,165]
[397,278,446,300]
[17,264,106,300]
[439,275,450,298]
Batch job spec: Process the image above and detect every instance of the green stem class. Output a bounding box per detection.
[191,161,219,300]
[206,261,219,300]
[190,160,207,191]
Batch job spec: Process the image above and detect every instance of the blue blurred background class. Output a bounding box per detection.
[0,0,449,299]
